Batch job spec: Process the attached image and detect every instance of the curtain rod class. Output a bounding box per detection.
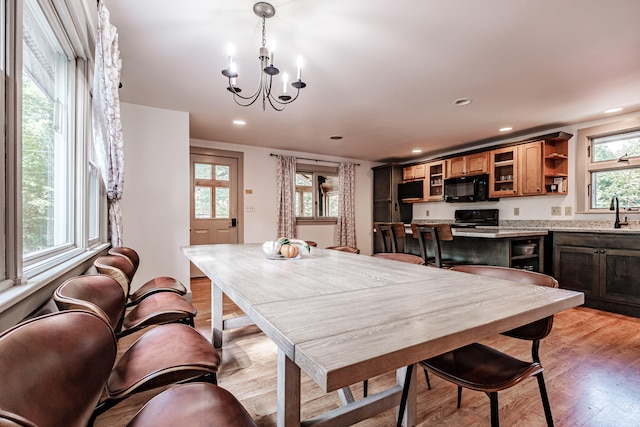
[269,153,360,166]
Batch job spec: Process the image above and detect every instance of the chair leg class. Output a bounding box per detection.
[396,364,414,427]
[489,391,499,427]
[457,386,462,408]
[363,379,368,397]
[536,372,554,426]
[423,369,431,390]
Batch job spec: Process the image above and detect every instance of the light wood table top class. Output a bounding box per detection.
[182,243,584,425]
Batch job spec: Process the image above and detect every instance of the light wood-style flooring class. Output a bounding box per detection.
[96,278,640,427]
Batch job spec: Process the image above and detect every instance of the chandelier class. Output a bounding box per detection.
[221,2,307,111]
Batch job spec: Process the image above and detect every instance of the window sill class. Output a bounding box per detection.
[0,243,109,316]
[296,218,338,225]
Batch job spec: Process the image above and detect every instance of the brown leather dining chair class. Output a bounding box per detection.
[108,246,187,304]
[125,383,257,427]
[0,310,117,427]
[53,274,222,422]
[398,265,558,427]
[372,222,425,265]
[94,255,197,337]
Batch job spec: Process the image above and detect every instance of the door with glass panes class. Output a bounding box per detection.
[190,153,238,277]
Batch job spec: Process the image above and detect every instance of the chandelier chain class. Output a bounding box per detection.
[261,15,266,48]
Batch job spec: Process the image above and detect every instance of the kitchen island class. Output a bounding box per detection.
[405,226,548,272]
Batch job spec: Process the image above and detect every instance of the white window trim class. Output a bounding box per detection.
[576,115,640,213]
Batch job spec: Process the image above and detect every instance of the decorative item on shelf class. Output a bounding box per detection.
[221,2,307,111]
[262,237,311,259]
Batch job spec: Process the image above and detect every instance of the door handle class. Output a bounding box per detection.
[231,218,237,227]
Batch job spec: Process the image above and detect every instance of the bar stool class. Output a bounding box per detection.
[411,223,462,268]
[373,222,425,265]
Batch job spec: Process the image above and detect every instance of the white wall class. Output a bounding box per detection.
[119,103,191,293]
[190,139,376,254]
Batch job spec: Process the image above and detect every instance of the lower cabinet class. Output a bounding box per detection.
[553,232,640,316]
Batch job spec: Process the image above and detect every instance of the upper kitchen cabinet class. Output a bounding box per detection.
[519,141,544,195]
[446,152,489,178]
[489,146,518,197]
[543,135,569,194]
[403,163,425,181]
[425,160,445,201]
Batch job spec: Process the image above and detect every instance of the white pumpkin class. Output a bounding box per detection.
[262,241,281,257]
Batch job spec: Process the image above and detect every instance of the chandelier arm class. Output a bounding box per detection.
[267,87,302,106]
[226,77,263,103]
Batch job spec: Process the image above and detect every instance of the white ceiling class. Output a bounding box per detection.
[105,0,640,163]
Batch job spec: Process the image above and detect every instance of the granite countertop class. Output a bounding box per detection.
[406,220,640,236]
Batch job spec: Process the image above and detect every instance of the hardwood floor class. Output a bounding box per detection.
[96,278,640,427]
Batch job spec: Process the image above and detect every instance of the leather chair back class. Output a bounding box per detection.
[450,265,558,340]
[54,274,126,330]
[109,247,140,275]
[95,255,136,296]
[0,311,116,427]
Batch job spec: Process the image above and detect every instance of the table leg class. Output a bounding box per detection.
[211,281,223,349]
[398,365,416,427]
[278,349,301,427]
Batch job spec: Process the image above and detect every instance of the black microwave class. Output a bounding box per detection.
[444,174,490,203]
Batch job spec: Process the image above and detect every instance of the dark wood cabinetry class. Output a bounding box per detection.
[553,232,640,317]
[372,165,408,252]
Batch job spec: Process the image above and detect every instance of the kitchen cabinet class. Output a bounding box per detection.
[519,141,544,195]
[543,137,569,194]
[425,161,445,201]
[372,164,409,252]
[403,163,425,181]
[553,232,640,317]
[489,146,518,197]
[446,152,489,178]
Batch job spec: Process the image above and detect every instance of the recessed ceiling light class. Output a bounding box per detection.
[329,135,343,140]
[499,127,513,132]
[232,120,246,126]
[454,98,472,106]
[604,107,623,114]
[412,149,422,154]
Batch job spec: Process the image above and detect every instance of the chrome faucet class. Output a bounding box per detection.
[609,196,629,228]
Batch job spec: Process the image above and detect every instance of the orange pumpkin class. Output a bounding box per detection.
[280,244,299,258]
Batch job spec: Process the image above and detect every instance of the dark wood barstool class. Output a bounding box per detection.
[411,223,463,268]
[372,222,425,265]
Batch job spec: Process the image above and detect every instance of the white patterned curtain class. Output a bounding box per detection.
[276,155,297,238]
[337,162,356,247]
[93,1,124,247]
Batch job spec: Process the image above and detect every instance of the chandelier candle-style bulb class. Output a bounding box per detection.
[269,40,275,66]
[222,2,307,111]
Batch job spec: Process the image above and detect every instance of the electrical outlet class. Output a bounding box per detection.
[551,206,561,216]
[565,206,572,216]
[245,206,255,213]
[425,210,430,217]
[514,207,520,216]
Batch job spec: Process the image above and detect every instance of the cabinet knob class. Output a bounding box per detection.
[594,249,599,253]
[600,250,605,254]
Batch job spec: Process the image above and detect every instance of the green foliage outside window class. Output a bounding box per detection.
[591,132,640,209]
[22,73,55,253]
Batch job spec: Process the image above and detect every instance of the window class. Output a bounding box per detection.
[22,0,73,260]
[194,163,230,219]
[2,0,105,293]
[295,165,338,222]
[577,118,640,212]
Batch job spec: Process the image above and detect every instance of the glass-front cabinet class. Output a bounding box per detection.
[489,146,518,197]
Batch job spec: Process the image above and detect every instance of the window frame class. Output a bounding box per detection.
[295,163,339,225]
[1,0,107,304]
[576,115,640,213]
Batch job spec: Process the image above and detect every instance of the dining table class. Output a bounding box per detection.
[181,243,584,427]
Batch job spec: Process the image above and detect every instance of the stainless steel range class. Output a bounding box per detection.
[453,209,499,228]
